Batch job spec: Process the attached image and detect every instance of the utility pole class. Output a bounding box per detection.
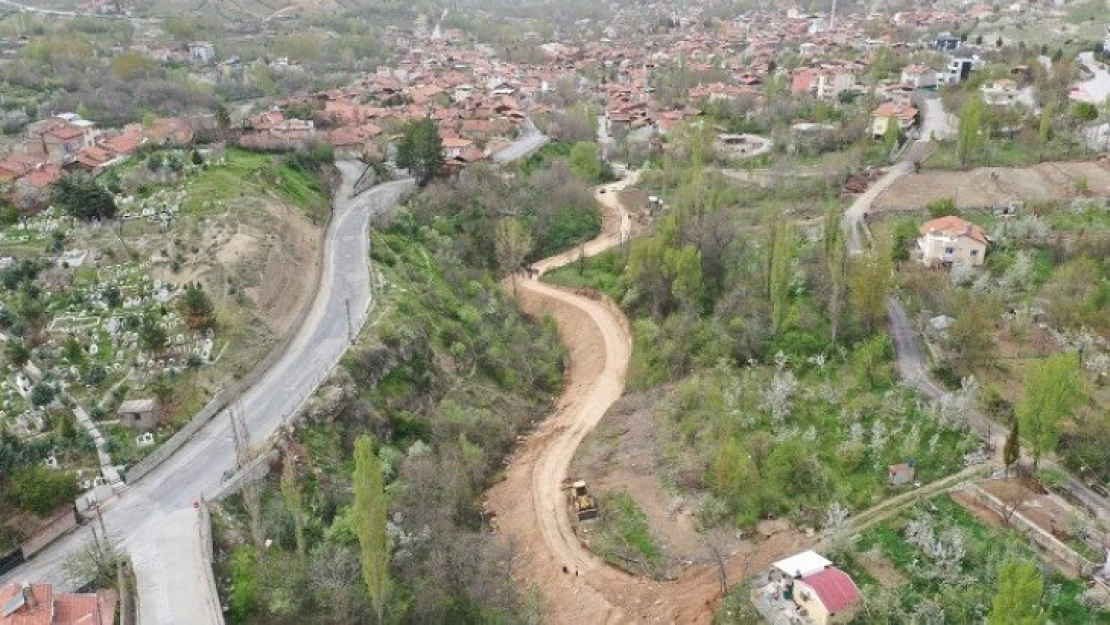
[345,297,354,345]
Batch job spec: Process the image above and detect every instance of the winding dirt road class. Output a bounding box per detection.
[487,174,801,623]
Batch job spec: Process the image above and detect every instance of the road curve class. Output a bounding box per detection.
[1,165,415,619]
[487,174,802,623]
[888,297,1110,523]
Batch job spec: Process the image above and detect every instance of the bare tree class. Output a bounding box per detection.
[701,527,732,596]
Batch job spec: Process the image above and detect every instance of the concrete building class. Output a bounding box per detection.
[188,42,215,64]
[118,398,162,432]
[918,215,989,267]
[901,64,938,90]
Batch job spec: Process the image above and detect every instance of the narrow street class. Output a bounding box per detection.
[887,297,1110,522]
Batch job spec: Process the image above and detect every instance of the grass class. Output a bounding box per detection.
[590,490,666,578]
[925,139,1099,170]
[182,149,330,222]
[542,248,625,299]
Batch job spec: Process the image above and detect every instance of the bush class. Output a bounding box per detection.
[10,466,80,516]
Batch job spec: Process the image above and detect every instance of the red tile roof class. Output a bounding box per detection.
[800,567,861,614]
[919,215,988,245]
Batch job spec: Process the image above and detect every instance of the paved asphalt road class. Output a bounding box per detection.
[887,297,1110,523]
[492,119,549,164]
[1,164,415,618]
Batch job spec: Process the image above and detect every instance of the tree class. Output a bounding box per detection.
[51,175,117,221]
[30,382,56,407]
[179,282,216,330]
[824,207,847,342]
[5,339,30,370]
[1073,101,1098,124]
[110,52,156,81]
[848,241,892,336]
[281,458,307,558]
[568,141,603,182]
[1017,354,1084,472]
[10,465,79,515]
[138,313,168,353]
[1038,101,1055,144]
[352,436,388,624]
[988,559,1045,625]
[0,199,20,226]
[215,103,232,133]
[1004,415,1021,477]
[883,118,901,153]
[395,118,444,186]
[494,217,533,296]
[926,197,958,219]
[767,221,795,332]
[957,96,983,166]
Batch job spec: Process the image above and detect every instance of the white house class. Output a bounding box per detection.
[939,55,984,84]
[918,215,989,267]
[189,42,215,64]
[901,64,938,90]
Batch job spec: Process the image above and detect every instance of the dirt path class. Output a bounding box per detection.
[487,174,804,623]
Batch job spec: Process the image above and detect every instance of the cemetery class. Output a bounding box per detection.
[0,146,326,533]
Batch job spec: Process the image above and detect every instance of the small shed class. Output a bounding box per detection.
[888,462,916,486]
[118,398,161,432]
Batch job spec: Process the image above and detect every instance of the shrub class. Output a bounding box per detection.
[10,466,80,515]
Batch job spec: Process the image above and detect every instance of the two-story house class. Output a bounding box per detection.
[918,215,989,267]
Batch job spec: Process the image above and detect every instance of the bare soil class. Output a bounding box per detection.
[874,161,1110,211]
[487,175,807,624]
[571,388,716,572]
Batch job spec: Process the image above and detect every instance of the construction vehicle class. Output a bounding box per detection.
[571,480,599,521]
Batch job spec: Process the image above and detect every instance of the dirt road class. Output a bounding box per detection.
[487,173,803,623]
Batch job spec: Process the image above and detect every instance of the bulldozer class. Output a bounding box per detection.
[571,480,599,521]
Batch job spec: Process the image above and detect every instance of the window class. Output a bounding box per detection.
[944,247,954,254]
[970,249,979,256]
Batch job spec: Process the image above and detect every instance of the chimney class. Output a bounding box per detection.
[21,582,36,610]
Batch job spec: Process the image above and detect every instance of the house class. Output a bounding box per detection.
[189,42,215,64]
[870,102,918,137]
[901,64,937,90]
[118,398,161,432]
[441,136,474,159]
[939,56,982,84]
[793,567,863,625]
[932,33,961,51]
[0,582,117,625]
[888,461,916,486]
[981,78,1019,107]
[918,215,989,267]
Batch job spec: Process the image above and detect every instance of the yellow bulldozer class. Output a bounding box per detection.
[571,480,599,521]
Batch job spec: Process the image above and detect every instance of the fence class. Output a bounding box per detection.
[963,482,1098,578]
[194,502,223,624]
[21,508,79,556]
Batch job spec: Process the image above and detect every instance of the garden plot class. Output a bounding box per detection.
[839,494,1109,623]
